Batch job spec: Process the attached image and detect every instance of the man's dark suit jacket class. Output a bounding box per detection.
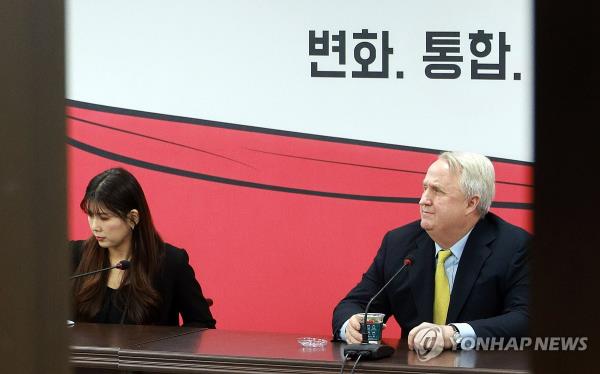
[71,240,216,328]
[332,212,530,340]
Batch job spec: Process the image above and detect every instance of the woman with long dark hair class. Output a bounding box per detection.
[71,167,216,327]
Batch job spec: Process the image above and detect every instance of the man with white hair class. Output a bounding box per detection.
[332,151,531,352]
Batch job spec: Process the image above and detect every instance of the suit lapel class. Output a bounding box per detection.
[446,219,494,323]
[410,232,435,323]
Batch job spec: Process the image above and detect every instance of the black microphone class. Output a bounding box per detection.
[343,253,415,360]
[69,260,131,280]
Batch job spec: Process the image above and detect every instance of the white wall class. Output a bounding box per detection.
[67,0,533,161]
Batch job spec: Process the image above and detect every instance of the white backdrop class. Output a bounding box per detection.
[67,0,533,161]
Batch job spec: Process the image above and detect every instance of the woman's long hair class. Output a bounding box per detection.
[73,167,164,323]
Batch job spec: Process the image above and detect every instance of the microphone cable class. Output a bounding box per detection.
[339,352,350,374]
[349,353,363,374]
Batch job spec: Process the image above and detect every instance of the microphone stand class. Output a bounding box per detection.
[68,260,131,326]
[343,256,413,360]
[69,260,130,280]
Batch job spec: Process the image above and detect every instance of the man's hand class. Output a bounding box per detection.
[407,322,455,351]
[344,314,365,344]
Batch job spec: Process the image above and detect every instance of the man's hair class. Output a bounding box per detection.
[439,151,495,217]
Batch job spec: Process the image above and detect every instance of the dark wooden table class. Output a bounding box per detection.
[69,323,531,373]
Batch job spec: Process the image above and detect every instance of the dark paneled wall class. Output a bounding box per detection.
[533,1,599,372]
[0,1,67,372]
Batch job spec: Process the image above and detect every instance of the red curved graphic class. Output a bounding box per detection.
[67,101,532,337]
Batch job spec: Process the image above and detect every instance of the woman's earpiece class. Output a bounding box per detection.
[128,209,140,230]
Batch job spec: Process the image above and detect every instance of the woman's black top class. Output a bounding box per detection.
[71,240,216,328]
[94,287,127,323]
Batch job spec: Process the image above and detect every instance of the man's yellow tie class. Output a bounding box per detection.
[433,249,452,325]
